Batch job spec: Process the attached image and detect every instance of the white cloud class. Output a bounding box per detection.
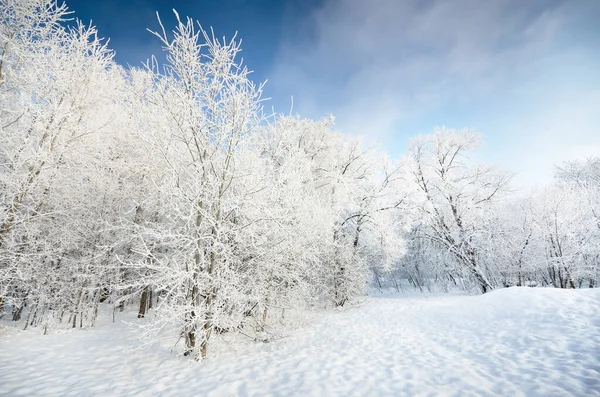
[268,0,600,183]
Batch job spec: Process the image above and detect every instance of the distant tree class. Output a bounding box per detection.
[406,128,512,293]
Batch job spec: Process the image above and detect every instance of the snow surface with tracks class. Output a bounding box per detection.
[1,287,599,396]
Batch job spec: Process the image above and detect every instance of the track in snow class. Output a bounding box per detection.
[1,287,599,396]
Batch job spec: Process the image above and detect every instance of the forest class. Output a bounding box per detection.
[1,0,599,361]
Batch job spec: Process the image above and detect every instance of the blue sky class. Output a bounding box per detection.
[66,0,319,86]
[67,0,600,185]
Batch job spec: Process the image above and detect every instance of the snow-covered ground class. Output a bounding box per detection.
[1,287,599,396]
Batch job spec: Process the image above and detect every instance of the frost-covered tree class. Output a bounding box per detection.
[124,12,270,358]
[0,0,129,325]
[406,128,512,293]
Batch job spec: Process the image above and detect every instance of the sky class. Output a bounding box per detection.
[66,0,600,186]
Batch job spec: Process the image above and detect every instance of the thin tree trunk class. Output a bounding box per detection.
[12,302,24,321]
[184,207,203,358]
[23,307,33,330]
[72,288,83,328]
[138,286,149,318]
[92,291,100,326]
[262,306,268,329]
[393,278,400,293]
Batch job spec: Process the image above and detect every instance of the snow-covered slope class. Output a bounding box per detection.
[1,287,599,396]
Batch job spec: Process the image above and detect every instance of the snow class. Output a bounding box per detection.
[1,287,599,396]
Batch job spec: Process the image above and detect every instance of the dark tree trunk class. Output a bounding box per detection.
[138,286,149,318]
[334,266,347,307]
[466,248,492,294]
[184,325,196,357]
[474,271,491,294]
[12,303,24,321]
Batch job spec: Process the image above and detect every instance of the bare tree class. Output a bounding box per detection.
[407,128,512,293]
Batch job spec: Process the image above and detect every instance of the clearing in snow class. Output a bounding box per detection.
[1,287,599,396]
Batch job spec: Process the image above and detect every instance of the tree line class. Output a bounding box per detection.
[1,0,598,359]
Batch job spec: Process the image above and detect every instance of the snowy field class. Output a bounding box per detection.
[1,287,599,397]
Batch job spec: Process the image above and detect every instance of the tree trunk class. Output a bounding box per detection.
[393,278,400,292]
[23,302,37,330]
[183,283,198,358]
[12,302,24,321]
[262,306,268,327]
[138,286,149,318]
[200,288,214,359]
[466,248,492,294]
[334,265,347,307]
[472,268,491,294]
